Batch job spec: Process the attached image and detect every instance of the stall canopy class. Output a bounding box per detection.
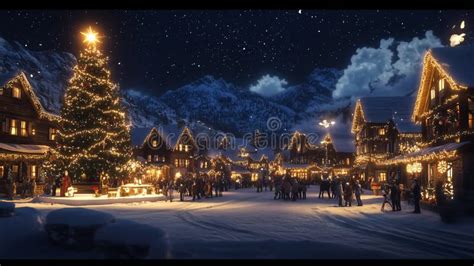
[385,141,470,164]
[0,143,50,154]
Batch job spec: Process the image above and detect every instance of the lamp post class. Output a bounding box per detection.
[318,120,335,167]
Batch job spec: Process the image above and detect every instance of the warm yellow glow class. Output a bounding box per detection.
[81,26,101,45]
[437,160,448,174]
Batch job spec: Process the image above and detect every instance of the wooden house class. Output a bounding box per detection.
[351,96,421,184]
[0,71,60,195]
[388,46,474,204]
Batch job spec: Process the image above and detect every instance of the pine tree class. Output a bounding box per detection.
[55,28,132,183]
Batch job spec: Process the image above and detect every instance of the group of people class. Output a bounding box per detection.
[318,176,364,207]
[159,172,228,202]
[381,178,422,213]
[272,174,308,201]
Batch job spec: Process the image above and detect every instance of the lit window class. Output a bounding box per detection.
[31,128,36,135]
[0,165,4,177]
[346,158,350,165]
[378,128,386,136]
[12,87,21,99]
[30,165,37,179]
[179,144,183,151]
[430,88,436,100]
[470,113,474,129]
[184,145,189,152]
[152,140,158,147]
[154,155,159,162]
[10,119,18,136]
[12,165,19,175]
[439,78,445,91]
[49,128,57,141]
[185,160,189,167]
[20,121,27,136]
[175,159,179,167]
[147,155,152,162]
[379,172,387,182]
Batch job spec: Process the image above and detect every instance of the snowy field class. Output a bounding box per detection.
[3,187,474,259]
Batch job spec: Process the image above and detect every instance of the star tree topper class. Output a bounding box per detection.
[81,26,102,46]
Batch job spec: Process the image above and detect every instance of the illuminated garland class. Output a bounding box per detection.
[419,130,473,147]
[0,153,47,161]
[354,154,390,165]
[413,50,467,122]
[381,150,458,165]
[4,72,61,123]
[418,95,459,119]
[173,126,198,151]
[351,99,366,134]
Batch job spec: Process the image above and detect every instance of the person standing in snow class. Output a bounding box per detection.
[354,180,363,206]
[330,177,337,199]
[60,171,71,197]
[167,179,174,202]
[390,180,401,211]
[301,181,307,199]
[291,179,299,201]
[274,179,281,200]
[344,182,353,207]
[336,178,344,207]
[192,181,199,201]
[412,178,421,214]
[381,184,393,211]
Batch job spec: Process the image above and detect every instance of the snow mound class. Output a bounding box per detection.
[95,219,170,259]
[0,207,44,257]
[0,201,15,217]
[45,208,115,249]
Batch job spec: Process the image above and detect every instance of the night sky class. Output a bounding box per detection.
[0,10,472,96]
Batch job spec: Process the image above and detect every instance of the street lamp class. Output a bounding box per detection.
[318,120,336,167]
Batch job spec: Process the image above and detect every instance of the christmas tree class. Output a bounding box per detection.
[55,27,132,183]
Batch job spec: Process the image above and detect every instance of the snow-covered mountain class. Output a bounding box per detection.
[159,75,297,135]
[273,68,342,117]
[0,37,75,113]
[0,36,351,136]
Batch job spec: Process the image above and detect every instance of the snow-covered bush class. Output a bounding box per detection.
[0,201,15,217]
[0,207,44,257]
[45,208,115,249]
[94,219,170,259]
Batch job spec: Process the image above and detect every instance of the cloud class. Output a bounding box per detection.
[333,31,443,99]
[249,74,288,97]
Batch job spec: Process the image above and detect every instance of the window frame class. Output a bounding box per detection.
[10,119,18,136]
[20,120,28,137]
[49,128,57,141]
[12,87,21,99]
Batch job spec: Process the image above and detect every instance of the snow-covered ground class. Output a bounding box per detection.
[3,187,474,259]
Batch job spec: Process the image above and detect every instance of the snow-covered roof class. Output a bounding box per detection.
[388,141,469,163]
[282,162,310,169]
[160,124,185,148]
[0,71,21,87]
[359,97,414,123]
[358,96,420,133]
[131,124,188,149]
[231,164,250,174]
[431,45,474,88]
[130,127,154,147]
[331,135,355,153]
[0,143,50,154]
[248,147,276,161]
